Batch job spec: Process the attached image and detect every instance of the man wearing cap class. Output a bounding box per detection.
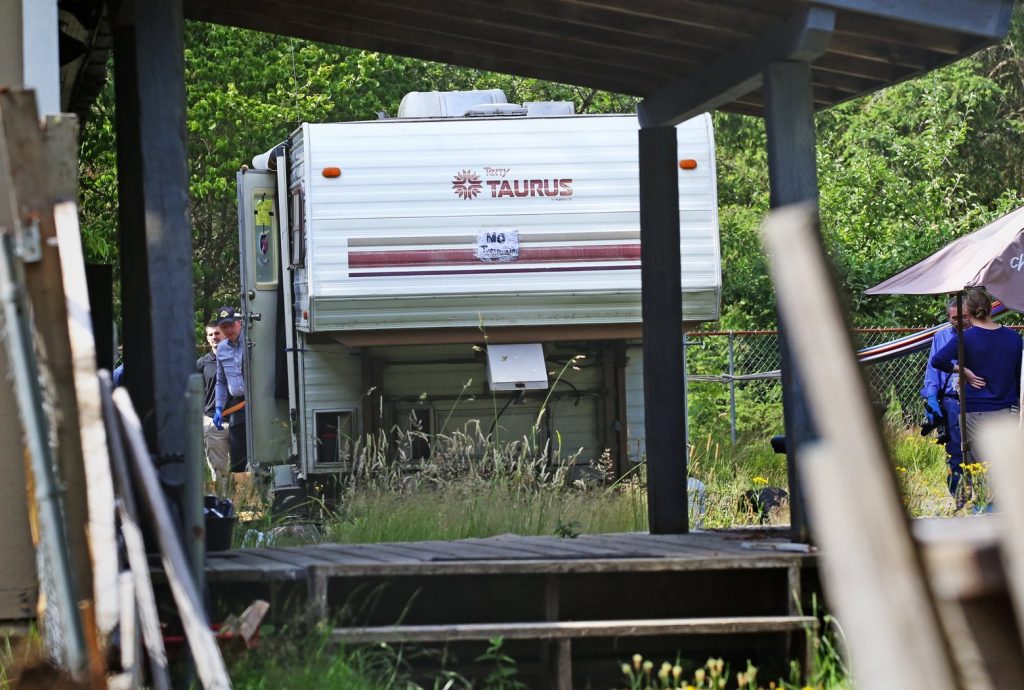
[213,306,247,472]
[198,320,230,495]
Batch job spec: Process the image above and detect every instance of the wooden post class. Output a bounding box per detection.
[639,125,688,534]
[762,204,957,690]
[763,60,820,543]
[111,0,194,459]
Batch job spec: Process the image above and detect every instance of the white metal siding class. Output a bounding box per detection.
[624,344,646,462]
[292,113,720,331]
[375,344,601,464]
[298,336,363,468]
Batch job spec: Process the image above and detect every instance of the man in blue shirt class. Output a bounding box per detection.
[921,299,970,506]
[213,306,247,472]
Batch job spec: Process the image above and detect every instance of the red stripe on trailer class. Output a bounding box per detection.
[351,263,640,278]
[348,244,641,268]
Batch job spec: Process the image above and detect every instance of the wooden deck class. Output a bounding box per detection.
[203,527,815,583]
[192,528,819,687]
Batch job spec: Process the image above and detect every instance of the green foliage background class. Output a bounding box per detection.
[77,12,1024,336]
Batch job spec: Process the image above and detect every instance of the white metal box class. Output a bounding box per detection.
[486,343,549,391]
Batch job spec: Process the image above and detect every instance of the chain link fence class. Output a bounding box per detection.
[682,329,935,443]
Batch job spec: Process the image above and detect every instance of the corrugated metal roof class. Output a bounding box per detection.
[184,0,1014,117]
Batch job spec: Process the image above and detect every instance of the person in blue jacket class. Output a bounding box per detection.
[931,289,1022,468]
[921,298,971,505]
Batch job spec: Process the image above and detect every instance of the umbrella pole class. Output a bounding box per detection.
[956,291,970,466]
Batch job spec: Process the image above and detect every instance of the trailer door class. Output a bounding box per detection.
[237,169,291,467]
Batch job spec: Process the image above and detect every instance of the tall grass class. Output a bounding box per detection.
[244,418,953,549]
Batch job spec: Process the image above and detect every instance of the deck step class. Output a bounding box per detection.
[331,615,818,644]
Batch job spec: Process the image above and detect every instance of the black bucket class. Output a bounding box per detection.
[204,495,236,551]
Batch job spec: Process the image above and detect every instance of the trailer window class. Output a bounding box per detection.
[314,410,355,465]
[289,187,306,266]
[251,191,278,288]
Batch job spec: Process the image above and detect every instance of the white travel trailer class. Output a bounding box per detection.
[236,90,721,480]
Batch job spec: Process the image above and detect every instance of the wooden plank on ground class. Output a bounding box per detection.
[202,552,298,578]
[330,615,819,644]
[489,534,637,558]
[315,543,427,565]
[378,539,544,561]
[255,547,347,567]
[312,544,422,565]
[463,537,584,559]
[579,533,727,557]
[762,203,957,690]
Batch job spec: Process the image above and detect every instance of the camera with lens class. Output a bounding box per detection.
[921,410,950,445]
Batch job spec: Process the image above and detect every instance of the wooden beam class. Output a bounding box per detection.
[187,1,669,94]
[811,0,1013,39]
[639,126,687,534]
[762,61,819,544]
[111,0,194,456]
[559,0,788,37]
[330,615,819,643]
[638,8,835,128]
[281,0,708,74]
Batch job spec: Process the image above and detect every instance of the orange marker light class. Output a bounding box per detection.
[679,159,698,170]
[322,167,342,178]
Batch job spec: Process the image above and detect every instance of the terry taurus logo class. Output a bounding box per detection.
[451,170,483,200]
[452,167,574,201]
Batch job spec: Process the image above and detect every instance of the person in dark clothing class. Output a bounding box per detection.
[197,320,230,495]
[920,299,971,504]
[931,289,1022,465]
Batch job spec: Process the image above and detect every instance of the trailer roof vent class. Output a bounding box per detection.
[486,343,548,391]
[464,103,528,117]
[397,89,508,118]
[525,101,575,117]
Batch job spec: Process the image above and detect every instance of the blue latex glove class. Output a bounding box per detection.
[213,406,224,430]
[925,395,942,419]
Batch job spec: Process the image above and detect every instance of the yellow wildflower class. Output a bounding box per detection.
[752,476,769,486]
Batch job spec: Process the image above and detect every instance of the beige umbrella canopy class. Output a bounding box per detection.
[865,204,1024,310]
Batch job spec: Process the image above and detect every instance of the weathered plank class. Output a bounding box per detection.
[45,113,120,643]
[100,373,170,690]
[0,89,89,674]
[114,389,231,690]
[331,615,818,643]
[312,544,422,565]
[762,203,956,690]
